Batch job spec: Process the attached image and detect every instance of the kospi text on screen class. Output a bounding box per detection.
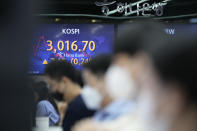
[62,28,80,35]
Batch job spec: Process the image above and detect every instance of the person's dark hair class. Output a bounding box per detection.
[50,91,64,101]
[75,69,84,87]
[115,21,168,56]
[33,81,59,114]
[83,55,111,77]
[147,36,197,104]
[45,60,77,82]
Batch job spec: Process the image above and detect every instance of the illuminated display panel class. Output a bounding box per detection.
[164,24,197,36]
[29,24,114,74]
[118,24,197,36]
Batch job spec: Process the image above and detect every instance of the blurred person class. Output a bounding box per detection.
[82,54,136,123]
[72,21,169,131]
[92,21,167,122]
[57,101,68,126]
[70,55,112,131]
[50,91,68,125]
[72,23,146,131]
[33,81,60,126]
[134,36,197,131]
[81,55,112,111]
[45,60,95,131]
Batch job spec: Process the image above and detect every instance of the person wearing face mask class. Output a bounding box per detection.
[102,21,170,131]
[44,60,95,131]
[72,23,145,131]
[72,51,138,131]
[71,54,132,131]
[81,55,112,111]
[90,38,142,122]
[82,54,136,123]
[72,21,169,131]
[136,35,197,131]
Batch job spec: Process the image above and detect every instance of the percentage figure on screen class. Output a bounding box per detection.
[71,58,91,65]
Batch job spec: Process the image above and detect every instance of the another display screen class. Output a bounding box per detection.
[118,24,197,36]
[164,24,197,36]
[29,24,114,74]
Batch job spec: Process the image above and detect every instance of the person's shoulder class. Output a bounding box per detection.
[38,100,50,104]
[37,100,51,107]
[67,94,92,113]
[66,94,96,118]
[69,95,85,107]
[69,94,96,113]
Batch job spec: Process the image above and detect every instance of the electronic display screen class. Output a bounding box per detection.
[164,24,197,36]
[118,24,197,36]
[29,24,114,74]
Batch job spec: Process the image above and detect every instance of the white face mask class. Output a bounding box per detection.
[105,65,137,100]
[81,85,103,110]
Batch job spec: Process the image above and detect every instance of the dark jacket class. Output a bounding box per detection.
[63,94,96,131]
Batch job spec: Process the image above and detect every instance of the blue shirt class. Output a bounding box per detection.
[36,100,60,126]
[93,100,136,122]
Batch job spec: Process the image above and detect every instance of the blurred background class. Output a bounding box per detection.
[1,0,197,131]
